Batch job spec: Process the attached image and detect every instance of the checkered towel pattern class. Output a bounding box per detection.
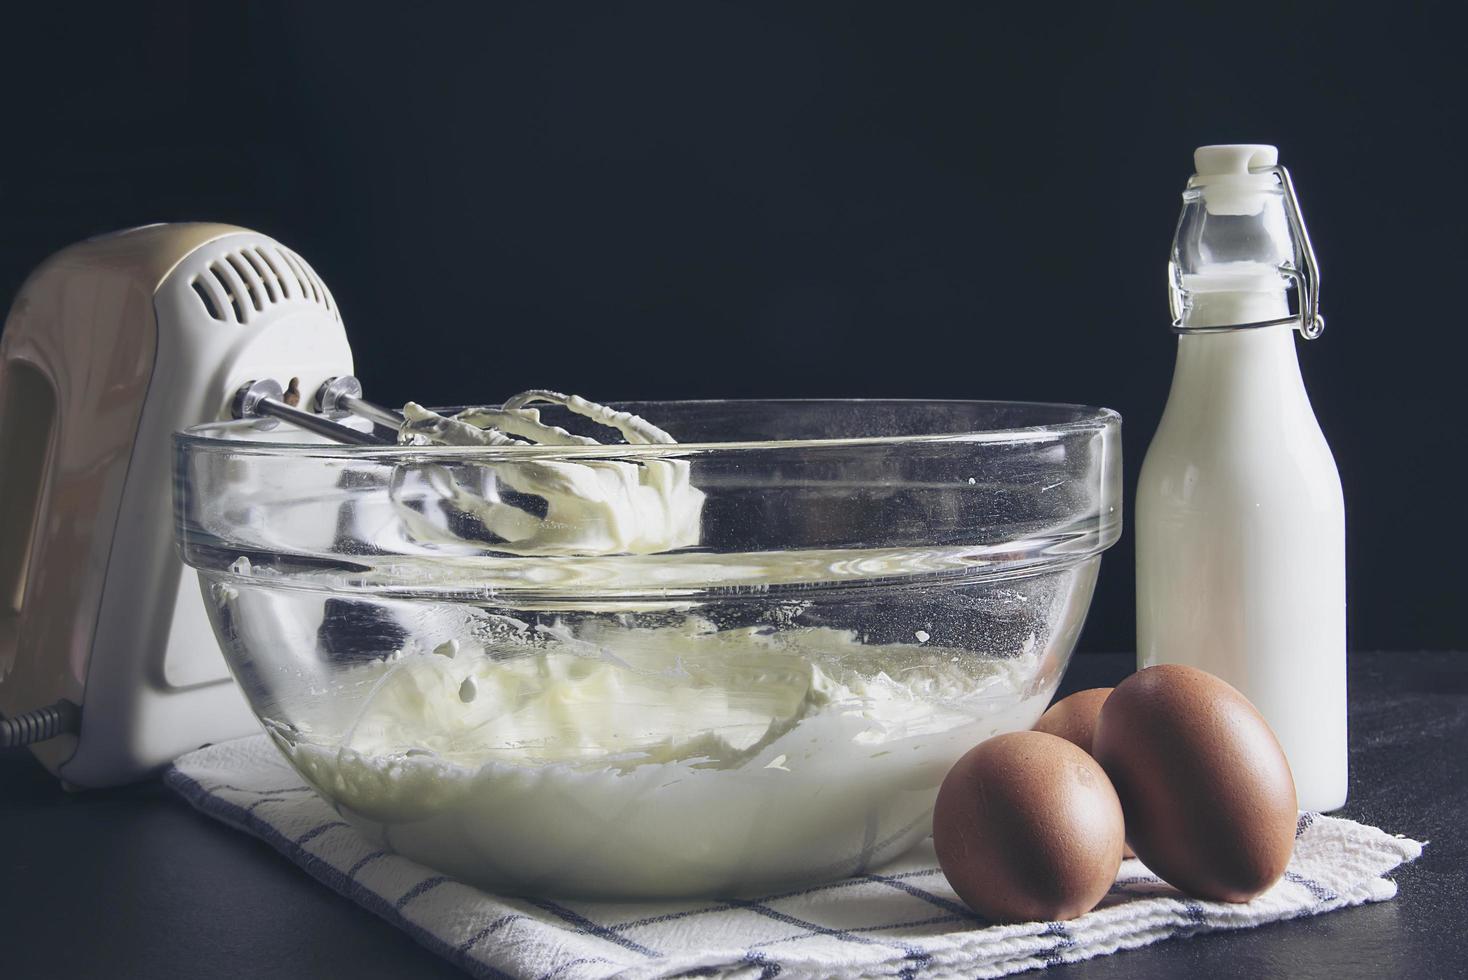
[167,735,1422,980]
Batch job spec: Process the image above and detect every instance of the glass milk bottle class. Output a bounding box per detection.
[1136,144,1347,811]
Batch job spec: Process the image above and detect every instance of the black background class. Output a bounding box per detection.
[2,2,1463,653]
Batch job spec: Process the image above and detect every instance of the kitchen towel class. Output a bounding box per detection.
[167,735,1423,980]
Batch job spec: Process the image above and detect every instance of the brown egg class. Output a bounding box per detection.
[1033,688,1134,858]
[933,731,1125,923]
[1033,688,1113,753]
[1092,664,1297,903]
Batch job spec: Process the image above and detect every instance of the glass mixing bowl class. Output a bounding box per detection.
[174,399,1120,899]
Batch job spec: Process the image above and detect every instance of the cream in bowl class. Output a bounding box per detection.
[174,399,1121,899]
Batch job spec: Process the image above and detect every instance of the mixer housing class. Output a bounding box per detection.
[0,223,354,787]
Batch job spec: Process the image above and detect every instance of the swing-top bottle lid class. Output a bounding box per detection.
[1191,144,1281,215]
[1169,144,1324,339]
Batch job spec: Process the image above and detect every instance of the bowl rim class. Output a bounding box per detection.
[175,397,1122,458]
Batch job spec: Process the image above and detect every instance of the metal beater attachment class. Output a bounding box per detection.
[232,376,393,445]
[228,377,705,555]
[315,375,405,433]
[231,377,676,451]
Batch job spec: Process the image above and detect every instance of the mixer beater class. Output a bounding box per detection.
[229,377,705,556]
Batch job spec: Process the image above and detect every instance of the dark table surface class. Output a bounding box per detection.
[2,651,1463,980]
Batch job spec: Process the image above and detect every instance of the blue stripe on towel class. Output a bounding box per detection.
[727,896,931,970]
[396,875,452,911]
[456,914,527,955]
[294,821,348,846]
[212,782,317,796]
[1039,920,1077,967]
[742,949,782,979]
[527,899,661,957]
[346,851,388,880]
[536,955,613,980]
[859,871,984,921]
[1285,870,1338,903]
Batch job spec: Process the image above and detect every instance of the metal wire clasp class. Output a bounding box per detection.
[1170,164,1325,340]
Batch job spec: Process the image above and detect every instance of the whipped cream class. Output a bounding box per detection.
[271,616,1050,898]
[390,393,703,557]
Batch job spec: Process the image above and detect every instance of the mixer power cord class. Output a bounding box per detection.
[0,700,80,747]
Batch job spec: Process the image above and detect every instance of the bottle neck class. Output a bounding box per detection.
[1184,289,1291,330]
[1170,290,1313,416]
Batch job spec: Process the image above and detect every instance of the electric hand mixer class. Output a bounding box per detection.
[0,224,354,786]
[0,223,698,787]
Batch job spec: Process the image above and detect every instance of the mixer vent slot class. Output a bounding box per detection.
[190,280,222,320]
[188,243,339,324]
